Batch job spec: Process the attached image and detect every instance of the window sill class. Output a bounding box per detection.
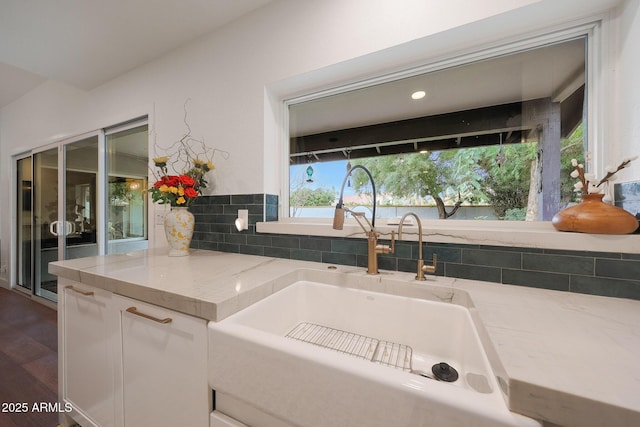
[257,219,640,254]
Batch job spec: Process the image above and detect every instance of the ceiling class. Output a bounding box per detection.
[0,0,587,156]
[0,0,272,109]
[288,37,586,164]
[290,38,586,137]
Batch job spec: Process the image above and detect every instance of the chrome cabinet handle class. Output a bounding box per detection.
[65,285,94,296]
[126,306,172,324]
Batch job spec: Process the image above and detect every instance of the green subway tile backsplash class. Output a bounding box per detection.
[291,248,323,262]
[595,258,640,281]
[190,194,640,301]
[522,253,595,275]
[570,275,640,300]
[331,239,368,255]
[446,263,502,283]
[461,248,521,269]
[299,237,332,252]
[502,269,570,292]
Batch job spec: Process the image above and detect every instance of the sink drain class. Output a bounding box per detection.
[432,362,459,382]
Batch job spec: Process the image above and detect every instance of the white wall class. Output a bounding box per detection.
[611,0,640,180]
[0,0,637,283]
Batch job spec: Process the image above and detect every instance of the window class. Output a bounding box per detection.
[106,123,149,254]
[288,35,588,221]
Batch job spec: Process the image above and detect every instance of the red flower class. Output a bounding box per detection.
[164,175,179,187]
[184,187,198,198]
[179,175,195,186]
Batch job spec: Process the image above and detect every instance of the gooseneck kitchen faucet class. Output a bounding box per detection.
[332,165,394,274]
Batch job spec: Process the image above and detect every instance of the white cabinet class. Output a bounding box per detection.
[58,278,210,427]
[115,294,210,427]
[210,411,249,427]
[59,279,118,427]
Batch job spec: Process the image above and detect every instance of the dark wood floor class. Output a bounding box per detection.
[0,287,59,427]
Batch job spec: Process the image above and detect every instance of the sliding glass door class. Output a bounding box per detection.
[16,135,99,302]
[14,120,148,302]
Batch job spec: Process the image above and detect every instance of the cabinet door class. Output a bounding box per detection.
[116,295,209,427]
[60,279,116,427]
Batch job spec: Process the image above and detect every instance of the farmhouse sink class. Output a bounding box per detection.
[208,280,541,427]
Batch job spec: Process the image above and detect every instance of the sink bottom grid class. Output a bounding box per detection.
[285,322,413,372]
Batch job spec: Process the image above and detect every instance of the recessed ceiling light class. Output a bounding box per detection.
[411,90,426,100]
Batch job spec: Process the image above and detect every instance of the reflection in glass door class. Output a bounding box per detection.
[106,123,149,254]
[64,137,99,266]
[16,157,32,292]
[33,147,59,300]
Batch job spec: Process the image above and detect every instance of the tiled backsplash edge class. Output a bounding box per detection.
[190,194,640,301]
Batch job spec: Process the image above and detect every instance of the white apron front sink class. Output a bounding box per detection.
[208,280,540,427]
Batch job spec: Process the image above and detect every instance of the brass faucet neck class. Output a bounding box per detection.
[398,212,423,260]
[397,212,436,280]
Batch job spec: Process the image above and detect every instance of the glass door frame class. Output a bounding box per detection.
[58,130,107,263]
[13,151,35,296]
[12,141,60,301]
[12,131,107,302]
[34,143,61,301]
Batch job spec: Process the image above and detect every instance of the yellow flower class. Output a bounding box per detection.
[192,158,214,172]
[178,187,185,196]
[169,186,178,194]
[176,196,186,205]
[159,184,170,192]
[153,156,169,166]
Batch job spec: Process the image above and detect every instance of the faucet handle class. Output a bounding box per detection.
[422,253,437,274]
[375,230,395,255]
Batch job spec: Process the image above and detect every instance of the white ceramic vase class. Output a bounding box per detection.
[164,207,195,256]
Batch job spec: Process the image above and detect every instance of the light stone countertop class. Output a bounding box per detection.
[49,248,640,427]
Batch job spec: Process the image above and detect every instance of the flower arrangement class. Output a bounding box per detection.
[148,99,229,207]
[149,155,214,207]
[570,155,637,200]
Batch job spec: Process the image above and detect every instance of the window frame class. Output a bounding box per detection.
[280,21,604,224]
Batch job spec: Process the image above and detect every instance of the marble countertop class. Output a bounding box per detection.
[50,248,640,427]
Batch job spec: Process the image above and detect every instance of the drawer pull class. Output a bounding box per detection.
[126,306,172,324]
[65,285,94,296]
